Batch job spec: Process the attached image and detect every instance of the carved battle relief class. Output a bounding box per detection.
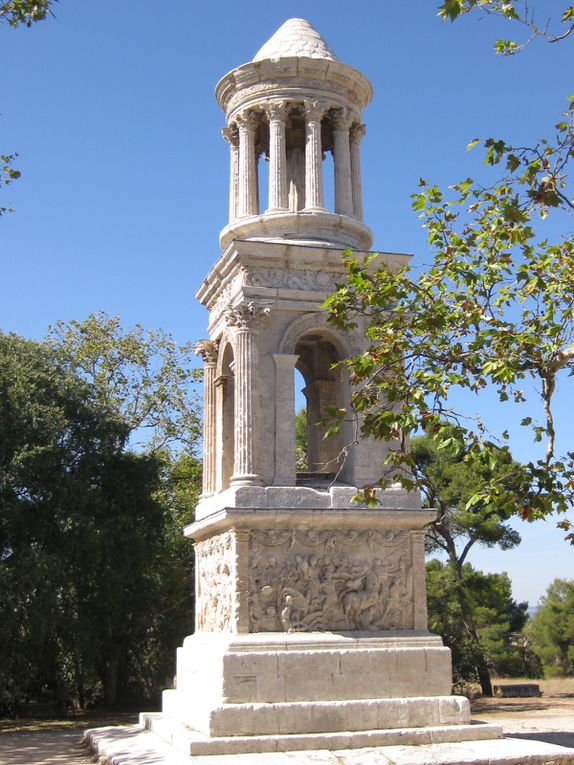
[195,532,235,632]
[248,529,414,633]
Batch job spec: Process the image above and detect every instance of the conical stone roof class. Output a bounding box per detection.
[253,18,337,62]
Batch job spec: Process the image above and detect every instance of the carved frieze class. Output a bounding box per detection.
[248,528,414,633]
[195,531,235,632]
[243,267,342,292]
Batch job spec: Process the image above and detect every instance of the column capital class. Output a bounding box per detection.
[350,122,367,144]
[194,339,219,365]
[235,109,259,133]
[226,301,272,331]
[304,99,327,123]
[221,124,239,146]
[332,107,353,132]
[264,99,289,122]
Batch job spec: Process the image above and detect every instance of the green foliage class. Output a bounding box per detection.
[0,0,54,27]
[528,579,574,675]
[0,330,200,714]
[438,1,574,54]
[295,407,308,471]
[427,560,538,689]
[48,312,202,452]
[0,153,21,216]
[412,431,522,571]
[325,5,574,535]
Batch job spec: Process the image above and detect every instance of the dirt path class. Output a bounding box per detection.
[0,729,91,765]
[471,694,574,748]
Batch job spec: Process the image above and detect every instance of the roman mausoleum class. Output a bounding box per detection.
[85,18,574,764]
[142,19,503,754]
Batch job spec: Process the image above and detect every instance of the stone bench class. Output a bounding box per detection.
[493,683,541,697]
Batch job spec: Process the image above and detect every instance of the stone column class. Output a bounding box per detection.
[332,109,354,216]
[194,340,219,497]
[303,100,326,211]
[222,125,239,224]
[265,100,288,212]
[350,123,366,220]
[271,354,299,485]
[227,302,271,486]
[236,110,259,218]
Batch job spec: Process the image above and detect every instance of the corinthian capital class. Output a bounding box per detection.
[304,99,327,123]
[194,339,219,365]
[264,100,288,122]
[221,124,239,146]
[331,107,354,132]
[350,123,367,144]
[235,109,259,133]
[226,301,272,331]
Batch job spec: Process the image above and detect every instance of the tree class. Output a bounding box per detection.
[0,331,125,712]
[48,312,202,452]
[325,1,574,537]
[427,560,534,690]
[0,1,54,27]
[412,432,522,694]
[1,1,55,215]
[0,330,201,713]
[528,578,574,675]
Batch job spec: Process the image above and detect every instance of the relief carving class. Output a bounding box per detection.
[208,272,245,318]
[248,529,414,633]
[243,267,341,292]
[195,532,235,632]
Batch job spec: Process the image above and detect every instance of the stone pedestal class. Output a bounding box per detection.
[143,490,504,755]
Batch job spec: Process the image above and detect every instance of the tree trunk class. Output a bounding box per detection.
[102,644,121,708]
[451,556,493,697]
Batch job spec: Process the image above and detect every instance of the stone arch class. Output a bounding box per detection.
[279,313,353,481]
[279,312,353,359]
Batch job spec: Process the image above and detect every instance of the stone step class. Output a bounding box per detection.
[141,712,503,756]
[83,724,574,765]
[162,691,471,737]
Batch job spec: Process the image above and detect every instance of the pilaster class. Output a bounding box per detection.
[194,340,219,497]
[226,302,271,486]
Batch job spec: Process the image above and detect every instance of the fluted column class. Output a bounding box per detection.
[265,100,288,212]
[222,125,239,223]
[303,100,326,211]
[194,340,219,497]
[226,302,271,486]
[236,110,259,218]
[332,109,354,216]
[350,123,366,220]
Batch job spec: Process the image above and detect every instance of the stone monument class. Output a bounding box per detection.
[141,18,503,755]
[85,18,574,765]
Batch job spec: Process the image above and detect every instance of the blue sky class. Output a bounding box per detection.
[1,0,572,604]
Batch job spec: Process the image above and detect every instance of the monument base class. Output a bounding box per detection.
[124,630,503,755]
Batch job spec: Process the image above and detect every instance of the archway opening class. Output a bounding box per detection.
[294,333,342,485]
